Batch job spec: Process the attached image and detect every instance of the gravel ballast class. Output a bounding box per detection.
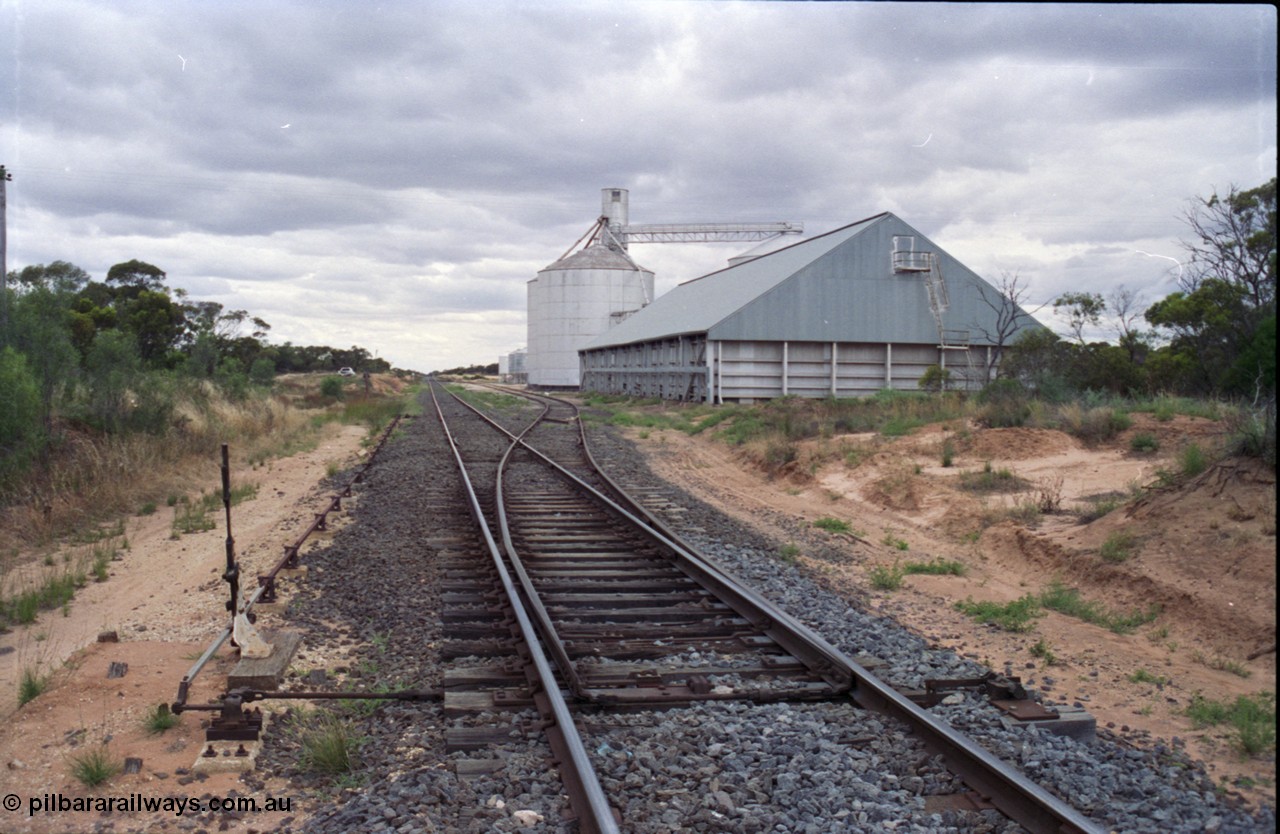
[251,394,1274,833]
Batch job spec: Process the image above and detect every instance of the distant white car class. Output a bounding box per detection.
[338,367,356,377]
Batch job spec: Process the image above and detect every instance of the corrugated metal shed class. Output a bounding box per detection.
[582,212,1030,351]
[578,212,1044,402]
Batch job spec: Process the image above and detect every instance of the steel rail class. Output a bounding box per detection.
[454,385,855,692]
[171,415,406,713]
[575,402,1102,834]
[455,385,848,706]
[468,385,1101,834]
[428,382,619,834]
[251,413,406,611]
[490,407,599,701]
[576,422,1099,834]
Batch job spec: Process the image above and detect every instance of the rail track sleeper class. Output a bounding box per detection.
[423,380,1108,833]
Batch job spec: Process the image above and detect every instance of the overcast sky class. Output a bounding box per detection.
[2,2,1275,373]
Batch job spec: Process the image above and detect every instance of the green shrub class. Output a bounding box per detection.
[880,417,924,437]
[918,364,951,393]
[18,666,50,707]
[881,532,909,551]
[1127,668,1169,686]
[763,438,798,469]
[974,379,1031,428]
[1099,530,1138,563]
[1225,406,1276,467]
[1186,692,1276,756]
[869,564,904,590]
[1179,443,1208,477]
[69,746,122,787]
[955,595,1042,632]
[1129,432,1159,453]
[902,558,967,576]
[1077,491,1126,522]
[1039,581,1160,634]
[320,376,345,399]
[813,517,852,534]
[0,347,44,481]
[959,461,1029,493]
[1030,639,1057,665]
[1058,404,1131,443]
[249,357,277,387]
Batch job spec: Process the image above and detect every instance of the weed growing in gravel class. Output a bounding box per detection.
[778,543,801,564]
[955,595,1042,632]
[1186,692,1276,756]
[68,746,122,787]
[144,703,179,734]
[447,386,526,413]
[298,713,363,775]
[1030,639,1057,665]
[339,683,393,717]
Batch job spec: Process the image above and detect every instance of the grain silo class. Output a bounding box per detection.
[526,188,801,389]
[526,241,654,388]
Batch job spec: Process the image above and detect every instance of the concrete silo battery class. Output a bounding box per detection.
[527,243,653,388]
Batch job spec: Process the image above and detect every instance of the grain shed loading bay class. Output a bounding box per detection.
[578,212,1044,403]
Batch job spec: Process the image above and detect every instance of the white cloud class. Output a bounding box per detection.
[2,1,1274,371]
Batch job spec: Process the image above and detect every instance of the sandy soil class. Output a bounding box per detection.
[624,414,1276,808]
[0,401,1274,833]
[0,423,369,833]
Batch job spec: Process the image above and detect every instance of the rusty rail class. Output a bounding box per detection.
[171,413,407,713]
[251,414,406,609]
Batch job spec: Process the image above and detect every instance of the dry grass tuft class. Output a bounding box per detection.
[0,384,342,553]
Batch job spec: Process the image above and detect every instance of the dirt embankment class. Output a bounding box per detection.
[627,415,1276,807]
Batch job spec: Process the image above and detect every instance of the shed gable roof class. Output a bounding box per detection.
[580,212,1042,351]
[580,213,886,349]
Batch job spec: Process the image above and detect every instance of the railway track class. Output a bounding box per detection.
[241,380,1270,834]
[427,380,1099,834]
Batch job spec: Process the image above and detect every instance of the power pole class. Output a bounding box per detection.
[1,164,10,337]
